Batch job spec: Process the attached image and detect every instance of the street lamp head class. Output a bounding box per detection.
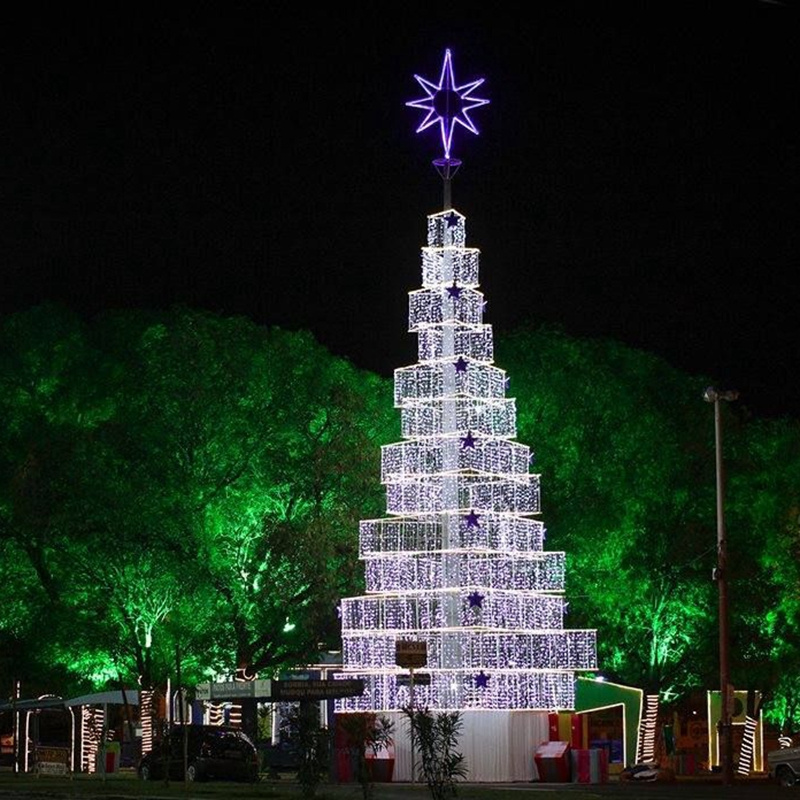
[704,386,739,403]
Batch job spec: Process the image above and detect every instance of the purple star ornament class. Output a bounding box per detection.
[454,356,468,373]
[446,282,462,300]
[475,670,490,689]
[444,211,460,228]
[406,49,489,160]
[464,510,481,529]
[467,591,484,609]
[460,430,476,449]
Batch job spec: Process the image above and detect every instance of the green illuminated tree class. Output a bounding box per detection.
[4,303,800,739]
[84,309,394,684]
[194,332,395,677]
[0,304,111,694]
[0,305,396,695]
[498,324,716,698]
[726,416,800,732]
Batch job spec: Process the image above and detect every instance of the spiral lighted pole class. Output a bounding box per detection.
[406,49,489,210]
[704,386,739,787]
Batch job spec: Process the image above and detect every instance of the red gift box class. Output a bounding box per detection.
[535,741,571,782]
[570,748,608,783]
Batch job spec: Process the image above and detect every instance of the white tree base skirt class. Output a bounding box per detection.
[384,709,549,783]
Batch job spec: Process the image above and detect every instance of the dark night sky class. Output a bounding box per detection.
[6,3,799,418]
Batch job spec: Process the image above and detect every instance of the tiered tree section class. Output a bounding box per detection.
[337,209,596,712]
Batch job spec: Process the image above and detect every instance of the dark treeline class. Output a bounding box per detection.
[1,305,799,732]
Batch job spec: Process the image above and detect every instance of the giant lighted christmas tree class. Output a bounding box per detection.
[336,49,596,718]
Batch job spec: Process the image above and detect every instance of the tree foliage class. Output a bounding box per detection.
[498,322,800,710]
[404,707,467,799]
[2,306,800,733]
[726,416,800,730]
[0,304,396,695]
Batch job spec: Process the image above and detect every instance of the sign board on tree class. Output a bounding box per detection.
[395,639,427,669]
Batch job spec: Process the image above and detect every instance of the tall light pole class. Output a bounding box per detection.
[703,386,739,786]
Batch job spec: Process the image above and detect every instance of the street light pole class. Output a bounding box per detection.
[704,386,738,787]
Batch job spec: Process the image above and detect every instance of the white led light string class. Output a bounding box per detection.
[336,209,597,712]
[401,398,517,439]
[341,589,567,632]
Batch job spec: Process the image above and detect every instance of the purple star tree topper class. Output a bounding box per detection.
[406,49,489,160]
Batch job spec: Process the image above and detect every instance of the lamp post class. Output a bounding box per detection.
[703,386,738,786]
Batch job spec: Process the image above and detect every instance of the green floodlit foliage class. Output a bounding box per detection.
[497,323,716,697]
[725,416,800,731]
[2,306,800,731]
[0,304,397,696]
[497,322,800,715]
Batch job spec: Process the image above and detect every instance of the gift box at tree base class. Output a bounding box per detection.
[571,748,609,783]
[534,741,571,782]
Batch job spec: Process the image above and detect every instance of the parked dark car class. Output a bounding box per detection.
[138,725,259,782]
[768,744,800,786]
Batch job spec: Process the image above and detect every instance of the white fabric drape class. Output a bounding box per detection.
[385,710,549,782]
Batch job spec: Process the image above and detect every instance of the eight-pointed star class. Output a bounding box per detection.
[406,49,489,161]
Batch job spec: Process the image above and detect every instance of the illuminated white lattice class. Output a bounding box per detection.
[140,689,158,755]
[738,716,758,775]
[428,212,466,248]
[364,552,565,593]
[336,208,596,713]
[409,288,485,330]
[81,706,104,773]
[337,671,581,713]
[394,362,507,405]
[637,694,659,762]
[401,399,517,439]
[208,702,225,726]
[342,630,596,671]
[359,514,545,556]
[385,475,540,515]
[382,437,529,481]
[342,589,565,632]
[421,247,481,288]
[417,325,494,363]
